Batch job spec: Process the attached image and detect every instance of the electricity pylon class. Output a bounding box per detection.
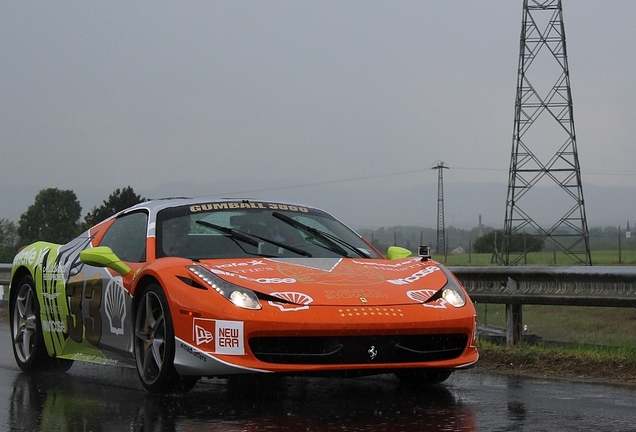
[503,0,591,266]
[433,161,449,255]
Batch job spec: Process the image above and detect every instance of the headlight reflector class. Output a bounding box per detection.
[187,265,262,310]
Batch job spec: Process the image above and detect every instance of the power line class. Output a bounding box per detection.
[217,165,636,197]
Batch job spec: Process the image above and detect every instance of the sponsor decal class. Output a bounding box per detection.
[216,321,244,354]
[213,260,273,275]
[42,320,66,333]
[44,304,63,315]
[132,268,142,281]
[209,267,296,285]
[190,202,310,213]
[324,288,388,300]
[180,342,207,363]
[268,292,313,311]
[13,247,50,267]
[213,259,266,269]
[193,318,245,355]
[195,324,214,345]
[42,262,72,282]
[104,276,127,335]
[70,353,119,366]
[387,266,441,285]
[42,292,61,300]
[407,289,447,309]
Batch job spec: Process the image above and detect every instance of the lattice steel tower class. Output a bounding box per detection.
[503,0,591,265]
[433,161,449,255]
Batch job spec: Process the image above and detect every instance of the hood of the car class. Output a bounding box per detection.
[197,256,451,307]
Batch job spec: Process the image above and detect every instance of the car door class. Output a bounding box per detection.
[64,211,148,366]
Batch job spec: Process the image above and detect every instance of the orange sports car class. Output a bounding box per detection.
[10,198,478,393]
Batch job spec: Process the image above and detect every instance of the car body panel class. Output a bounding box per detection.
[10,198,478,384]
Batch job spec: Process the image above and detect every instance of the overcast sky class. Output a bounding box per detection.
[2,1,636,227]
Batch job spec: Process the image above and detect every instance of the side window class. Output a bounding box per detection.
[99,211,148,262]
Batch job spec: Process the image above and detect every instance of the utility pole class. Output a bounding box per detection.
[433,161,449,255]
[503,0,591,266]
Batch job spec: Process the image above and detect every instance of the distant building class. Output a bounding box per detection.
[451,246,465,254]
[627,220,631,239]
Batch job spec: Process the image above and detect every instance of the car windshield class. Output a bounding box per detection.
[156,202,382,260]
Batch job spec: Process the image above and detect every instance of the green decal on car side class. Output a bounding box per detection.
[13,240,109,363]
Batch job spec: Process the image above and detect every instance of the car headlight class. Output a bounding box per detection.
[187,265,262,310]
[439,266,467,308]
[441,286,466,308]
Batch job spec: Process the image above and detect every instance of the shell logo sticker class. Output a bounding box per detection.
[193,318,245,355]
[268,292,313,311]
[407,289,447,309]
[104,276,127,335]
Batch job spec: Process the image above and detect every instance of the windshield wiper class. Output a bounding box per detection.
[196,220,312,257]
[196,220,259,247]
[272,212,369,258]
[239,231,312,257]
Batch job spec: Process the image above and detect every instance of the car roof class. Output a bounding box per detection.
[116,197,322,218]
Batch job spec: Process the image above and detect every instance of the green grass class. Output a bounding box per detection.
[475,303,636,347]
[476,339,636,383]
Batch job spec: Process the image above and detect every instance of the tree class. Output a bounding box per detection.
[473,230,544,254]
[83,186,145,228]
[0,218,19,261]
[18,188,82,245]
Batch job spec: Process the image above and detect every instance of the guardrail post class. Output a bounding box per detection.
[505,277,523,346]
[506,304,523,346]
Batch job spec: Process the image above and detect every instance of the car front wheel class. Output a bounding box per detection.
[134,283,197,393]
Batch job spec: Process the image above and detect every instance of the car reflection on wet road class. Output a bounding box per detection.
[1,325,635,431]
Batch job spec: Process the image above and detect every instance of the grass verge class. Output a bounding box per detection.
[476,339,636,384]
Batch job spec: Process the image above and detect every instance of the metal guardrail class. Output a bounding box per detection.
[0,263,11,307]
[0,263,10,285]
[449,265,636,345]
[449,265,636,307]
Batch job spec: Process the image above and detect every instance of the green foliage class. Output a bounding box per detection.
[473,230,544,254]
[17,188,82,245]
[0,218,19,261]
[82,186,145,229]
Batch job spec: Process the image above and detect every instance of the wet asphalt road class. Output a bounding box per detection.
[1,323,635,431]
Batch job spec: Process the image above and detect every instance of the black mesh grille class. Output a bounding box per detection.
[248,334,468,365]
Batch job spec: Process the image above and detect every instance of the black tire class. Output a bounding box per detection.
[134,283,198,394]
[394,369,453,387]
[10,275,73,373]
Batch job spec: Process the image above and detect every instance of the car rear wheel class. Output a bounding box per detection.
[10,275,73,373]
[134,283,197,393]
[394,369,453,386]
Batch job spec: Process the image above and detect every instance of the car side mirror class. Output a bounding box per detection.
[80,246,132,275]
[386,246,413,260]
